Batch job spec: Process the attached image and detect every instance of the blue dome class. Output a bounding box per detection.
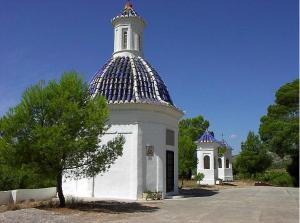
[90,56,174,106]
[197,130,218,143]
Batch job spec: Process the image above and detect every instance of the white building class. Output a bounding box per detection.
[63,2,183,200]
[196,130,233,185]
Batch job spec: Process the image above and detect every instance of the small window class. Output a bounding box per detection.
[218,158,222,168]
[166,129,175,146]
[226,159,230,168]
[138,35,141,51]
[122,29,128,49]
[204,155,210,169]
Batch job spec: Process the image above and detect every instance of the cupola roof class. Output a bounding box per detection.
[90,3,179,110]
[90,56,174,105]
[197,130,218,143]
[112,1,145,24]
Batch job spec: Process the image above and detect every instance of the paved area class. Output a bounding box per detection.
[0,187,298,223]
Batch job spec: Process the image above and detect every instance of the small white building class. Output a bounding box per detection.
[196,130,233,185]
[63,2,183,200]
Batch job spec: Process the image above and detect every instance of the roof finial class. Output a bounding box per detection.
[124,1,133,10]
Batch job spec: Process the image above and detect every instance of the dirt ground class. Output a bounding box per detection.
[0,180,254,214]
[0,186,298,223]
[180,179,255,190]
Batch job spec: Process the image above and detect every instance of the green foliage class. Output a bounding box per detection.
[178,135,197,178]
[0,164,55,191]
[144,191,162,200]
[234,131,272,177]
[217,146,227,156]
[0,72,125,206]
[179,116,209,141]
[256,170,294,187]
[241,131,262,152]
[259,79,299,186]
[178,116,209,179]
[195,172,204,182]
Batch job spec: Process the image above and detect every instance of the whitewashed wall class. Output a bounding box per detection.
[0,191,13,205]
[63,103,183,200]
[12,187,57,203]
[0,187,56,205]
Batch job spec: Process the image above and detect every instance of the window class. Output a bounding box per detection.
[122,29,128,49]
[226,159,230,168]
[166,129,175,146]
[204,155,210,169]
[218,158,222,168]
[138,35,141,51]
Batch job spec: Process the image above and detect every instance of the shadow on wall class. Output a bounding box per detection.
[179,188,219,197]
[39,200,160,214]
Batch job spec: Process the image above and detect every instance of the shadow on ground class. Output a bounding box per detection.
[179,188,218,197]
[39,200,160,214]
[222,183,237,186]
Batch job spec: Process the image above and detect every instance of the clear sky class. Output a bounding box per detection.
[0,0,298,154]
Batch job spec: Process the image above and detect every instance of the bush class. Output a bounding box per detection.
[256,170,294,187]
[234,149,272,177]
[195,173,205,182]
[0,164,56,191]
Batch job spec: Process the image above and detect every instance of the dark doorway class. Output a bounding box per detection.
[166,150,174,193]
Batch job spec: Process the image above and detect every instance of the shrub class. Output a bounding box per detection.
[0,164,56,191]
[256,170,294,187]
[195,173,205,182]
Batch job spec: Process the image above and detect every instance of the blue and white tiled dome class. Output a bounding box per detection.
[197,130,218,143]
[90,56,174,106]
[197,130,233,149]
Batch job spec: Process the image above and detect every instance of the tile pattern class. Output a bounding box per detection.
[198,130,219,143]
[90,56,174,105]
[198,130,233,149]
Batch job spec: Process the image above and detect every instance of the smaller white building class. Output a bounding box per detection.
[196,130,233,185]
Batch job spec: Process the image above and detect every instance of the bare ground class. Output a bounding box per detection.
[0,184,298,223]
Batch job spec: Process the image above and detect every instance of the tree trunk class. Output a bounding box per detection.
[57,171,65,207]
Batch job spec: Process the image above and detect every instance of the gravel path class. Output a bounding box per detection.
[0,187,298,223]
[0,208,80,223]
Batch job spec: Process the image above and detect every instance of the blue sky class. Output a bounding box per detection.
[0,0,298,154]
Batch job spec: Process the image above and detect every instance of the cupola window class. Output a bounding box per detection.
[166,129,175,146]
[226,159,230,168]
[204,155,210,169]
[122,29,128,49]
[218,158,222,168]
[138,35,141,51]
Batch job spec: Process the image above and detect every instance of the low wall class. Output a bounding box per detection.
[0,187,56,205]
[0,191,13,205]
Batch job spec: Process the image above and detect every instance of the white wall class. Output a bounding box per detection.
[94,123,139,199]
[217,157,225,180]
[112,17,145,58]
[63,103,183,200]
[196,143,220,185]
[224,149,233,181]
[0,191,13,205]
[0,187,56,205]
[197,150,215,185]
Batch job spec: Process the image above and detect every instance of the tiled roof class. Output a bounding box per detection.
[220,139,233,149]
[90,56,174,105]
[112,2,144,22]
[121,2,138,17]
[197,130,233,149]
[197,130,218,143]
